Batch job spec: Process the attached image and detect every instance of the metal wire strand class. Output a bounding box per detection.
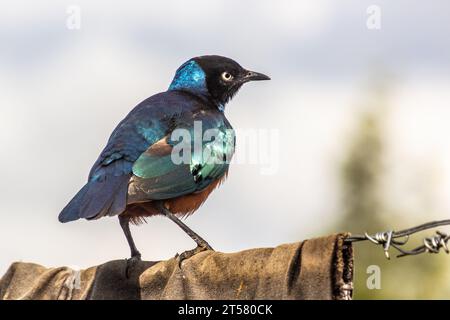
[344,219,450,259]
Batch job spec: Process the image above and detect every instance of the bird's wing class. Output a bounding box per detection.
[129,120,235,201]
[59,91,234,222]
[59,96,174,222]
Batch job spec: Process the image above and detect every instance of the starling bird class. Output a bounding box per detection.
[59,55,270,265]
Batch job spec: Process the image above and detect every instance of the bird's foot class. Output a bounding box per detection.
[125,253,141,278]
[176,242,214,268]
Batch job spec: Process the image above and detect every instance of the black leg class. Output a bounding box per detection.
[119,215,141,259]
[158,203,213,264]
[119,215,142,278]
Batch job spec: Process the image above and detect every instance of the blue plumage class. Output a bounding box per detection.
[59,88,232,221]
[59,91,186,221]
[168,60,208,94]
[58,55,269,262]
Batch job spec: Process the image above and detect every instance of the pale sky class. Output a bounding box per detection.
[1,0,450,274]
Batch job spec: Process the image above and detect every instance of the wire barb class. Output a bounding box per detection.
[344,219,450,259]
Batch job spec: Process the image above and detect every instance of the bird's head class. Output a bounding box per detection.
[169,55,270,111]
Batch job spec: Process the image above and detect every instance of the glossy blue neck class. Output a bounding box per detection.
[168,60,208,95]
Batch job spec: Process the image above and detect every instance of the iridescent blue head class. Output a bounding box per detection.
[169,55,270,111]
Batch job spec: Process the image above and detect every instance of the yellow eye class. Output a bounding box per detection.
[221,72,233,81]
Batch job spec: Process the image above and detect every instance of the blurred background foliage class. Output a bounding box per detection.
[333,74,450,299]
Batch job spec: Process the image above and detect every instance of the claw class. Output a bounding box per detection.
[125,254,141,278]
[177,244,214,268]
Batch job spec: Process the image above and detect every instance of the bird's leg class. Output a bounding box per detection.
[119,215,141,277]
[159,203,213,265]
[119,215,141,258]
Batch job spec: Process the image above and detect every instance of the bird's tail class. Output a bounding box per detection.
[58,175,130,223]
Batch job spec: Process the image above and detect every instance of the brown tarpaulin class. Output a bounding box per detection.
[0,234,353,300]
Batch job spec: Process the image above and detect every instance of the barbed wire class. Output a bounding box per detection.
[344,219,450,259]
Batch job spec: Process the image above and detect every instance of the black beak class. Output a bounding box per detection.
[240,70,271,83]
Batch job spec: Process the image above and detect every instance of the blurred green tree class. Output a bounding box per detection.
[335,77,450,299]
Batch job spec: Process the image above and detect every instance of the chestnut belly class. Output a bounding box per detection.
[122,177,224,225]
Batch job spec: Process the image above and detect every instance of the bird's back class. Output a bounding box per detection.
[59,89,234,223]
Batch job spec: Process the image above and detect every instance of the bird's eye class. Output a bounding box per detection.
[221,72,233,81]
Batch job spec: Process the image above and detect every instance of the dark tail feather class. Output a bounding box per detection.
[58,183,91,223]
[58,175,130,223]
[108,179,129,217]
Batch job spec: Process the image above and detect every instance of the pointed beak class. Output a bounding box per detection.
[240,70,271,83]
